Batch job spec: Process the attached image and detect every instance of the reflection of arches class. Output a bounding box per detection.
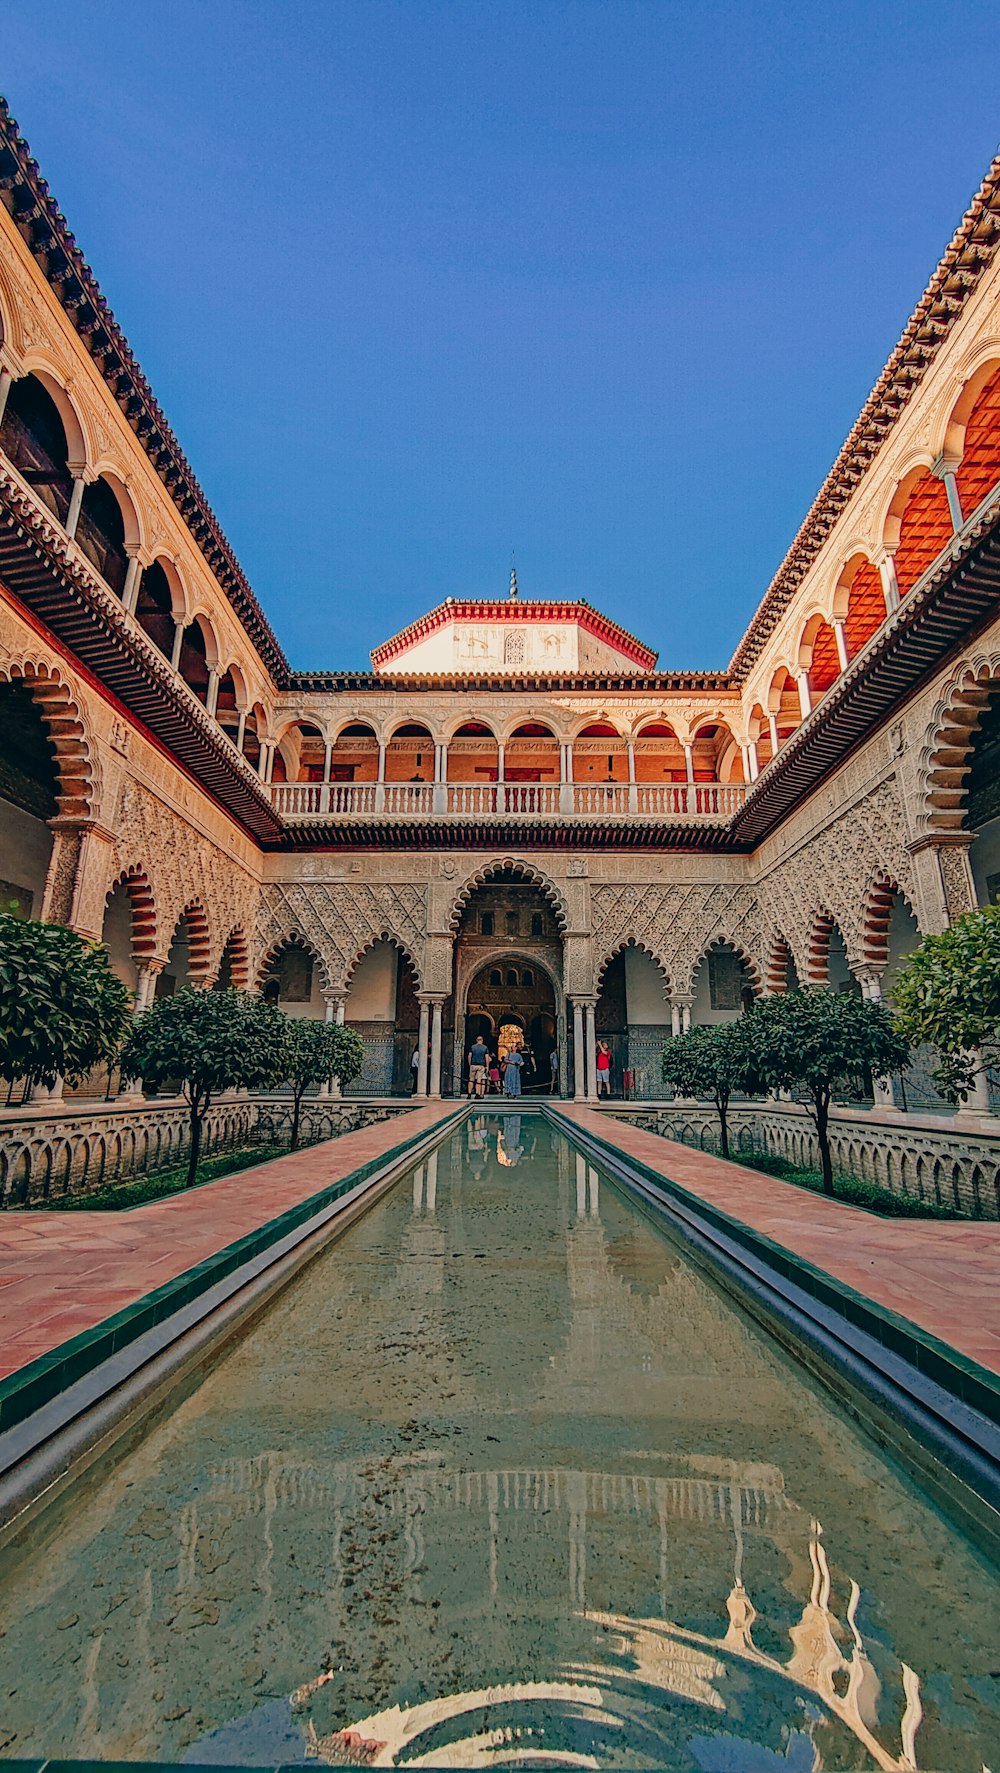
[447,859,569,934]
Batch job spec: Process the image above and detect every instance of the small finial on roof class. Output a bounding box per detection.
[509,554,519,600]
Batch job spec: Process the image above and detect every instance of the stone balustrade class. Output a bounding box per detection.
[612,1100,1000,1219]
[0,1095,411,1208]
[268,780,747,822]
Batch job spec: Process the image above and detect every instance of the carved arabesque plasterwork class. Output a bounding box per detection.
[589,880,766,995]
[257,880,428,992]
[938,843,977,921]
[755,776,913,976]
[114,777,258,968]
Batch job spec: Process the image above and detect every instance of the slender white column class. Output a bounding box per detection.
[585,1002,598,1102]
[122,552,142,613]
[796,671,812,719]
[767,713,780,754]
[235,709,247,752]
[670,1001,681,1038]
[323,741,332,782]
[878,553,900,615]
[65,474,86,539]
[572,1000,585,1101]
[833,620,849,672]
[170,620,185,671]
[262,742,275,784]
[746,740,759,781]
[627,740,637,812]
[933,457,965,533]
[375,739,386,812]
[430,1000,443,1099]
[416,1000,431,1098]
[206,669,220,717]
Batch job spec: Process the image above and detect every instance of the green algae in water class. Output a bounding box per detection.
[0,1111,998,1770]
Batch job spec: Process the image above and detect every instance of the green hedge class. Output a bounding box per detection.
[46,1142,291,1212]
[736,1149,962,1220]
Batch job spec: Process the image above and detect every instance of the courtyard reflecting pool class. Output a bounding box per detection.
[0,1112,998,1769]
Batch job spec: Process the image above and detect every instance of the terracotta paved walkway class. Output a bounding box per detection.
[0,1104,455,1383]
[563,1106,1000,1377]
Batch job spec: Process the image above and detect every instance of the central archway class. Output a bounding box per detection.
[451,866,566,1095]
[463,954,558,1093]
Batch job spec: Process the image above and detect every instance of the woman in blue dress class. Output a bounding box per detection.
[502,1048,523,1098]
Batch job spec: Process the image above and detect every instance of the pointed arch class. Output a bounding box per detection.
[805,907,854,987]
[595,936,672,996]
[446,858,569,934]
[883,466,953,597]
[103,865,158,962]
[764,931,799,995]
[685,931,762,999]
[256,928,334,997]
[860,875,914,971]
[918,651,1000,836]
[343,930,423,996]
[0,657,97,817]
[216,925,251,990]
[168,899,212,983]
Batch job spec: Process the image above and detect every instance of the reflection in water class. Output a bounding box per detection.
[0,1114,996,1770]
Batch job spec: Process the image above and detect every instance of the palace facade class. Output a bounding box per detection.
[1,99,1000,1104]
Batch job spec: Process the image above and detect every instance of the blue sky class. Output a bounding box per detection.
[5,2,999,671]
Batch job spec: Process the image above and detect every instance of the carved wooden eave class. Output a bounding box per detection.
[729,150,1000,680]
[0,466,283,842]
[731,488,1000,843]
[265,817,747,854]
[0,100,290,686]
[288,670,736,694]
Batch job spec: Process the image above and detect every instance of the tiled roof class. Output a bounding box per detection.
[729,148,1000,679]
[0,99,290,683]
[369,598,658,671]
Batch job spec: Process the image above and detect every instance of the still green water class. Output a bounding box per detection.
[0,1113,997,1770]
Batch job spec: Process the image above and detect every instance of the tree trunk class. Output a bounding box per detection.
[290,1088,302,1152]
[186,1096,204,1188]
[815,1092,834,1196]
[717,1094,730,1161]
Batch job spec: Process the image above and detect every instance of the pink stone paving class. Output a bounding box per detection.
[563,1107,1000,1378]
[0,1105,455,1383]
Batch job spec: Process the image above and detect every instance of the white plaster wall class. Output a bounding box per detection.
[0,799,52,917]
[347,941,398,1019]
[971,816,1000,907]
[102,884,137,992]
[376,616,642,676]
[625,947,668,1021]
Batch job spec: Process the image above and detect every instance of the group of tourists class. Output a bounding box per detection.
[410,1034,615,1096]
[466,1036,559,1098]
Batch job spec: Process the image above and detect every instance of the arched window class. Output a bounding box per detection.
[506,966,518,987]
[530,912,544,936]
[0,374,73,523]
[522,968,534,987]
[134,560,176,655]
[76,477,128,596]
[481,911,495,936]
[489,967,502,987]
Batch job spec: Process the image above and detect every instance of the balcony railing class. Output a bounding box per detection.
[268,780,748,821]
